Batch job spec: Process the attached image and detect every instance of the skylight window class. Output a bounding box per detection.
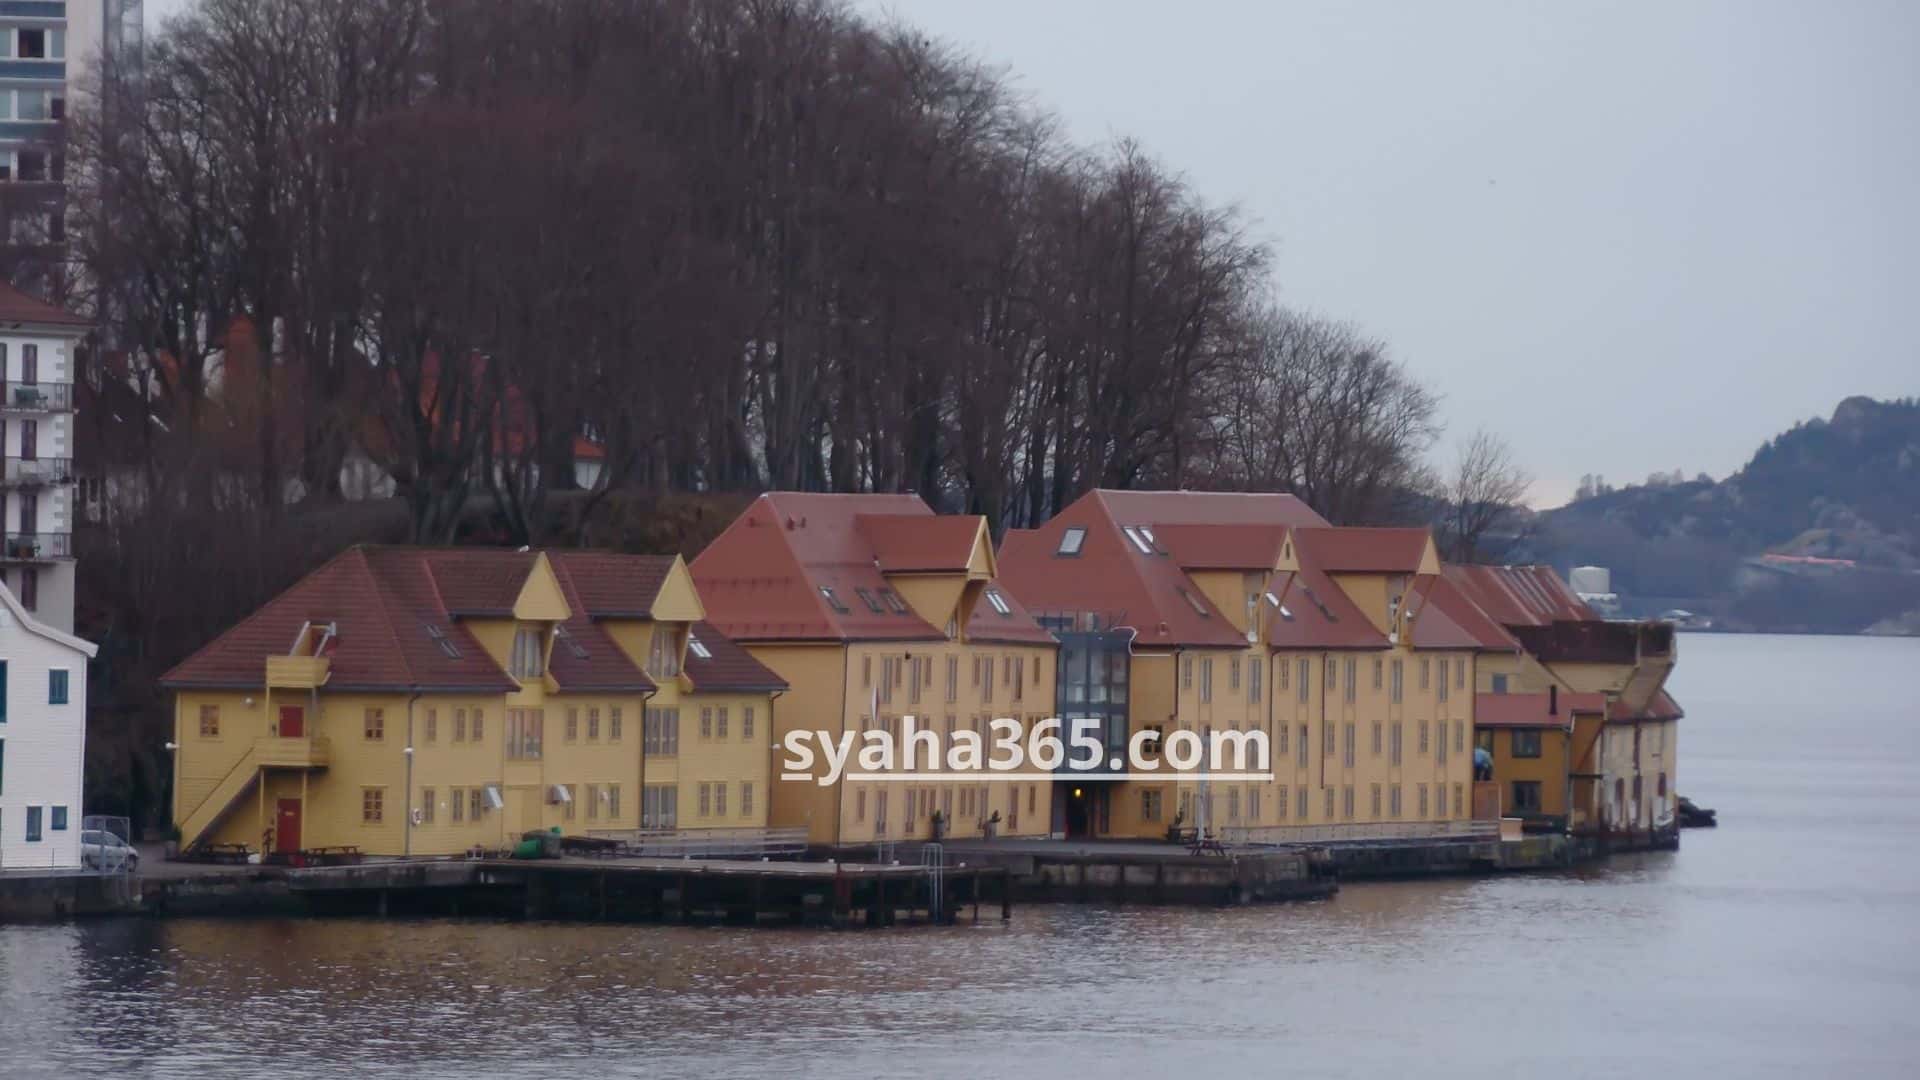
[1057,527,1087,556]
[1138,525,1156,546]
[1265,591,1280,606]
[1279,605,1294,621]
[688,636,713,660]
[425,624,461,659]
[986,588,1012,616]
[880,589,909,615]
[1178,588,1210,617]
[819,586,849,614]
[1122,526,1153,554]
[854,586,885,613]
[555,625,589,660]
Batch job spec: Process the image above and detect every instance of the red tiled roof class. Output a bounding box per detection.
[857,513,980,572]
[1610,689,1685,723]
[552,551,673,616]
[684,621,788,692]
[692,493,1050,645]
[1404,573,1522,652]
[1475,690,1608,728]
[164,546,777,696]
[161,548,518,693]
[965,582,1058,646]
[1152,523,1290,570]
[1291,527,1430,573]
[998,490,1326,649]
[1444,565,1596,627]
[1260,564,1389,651]
[0,281,89,328]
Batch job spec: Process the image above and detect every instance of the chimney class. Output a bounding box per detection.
[1549,685,1558,715]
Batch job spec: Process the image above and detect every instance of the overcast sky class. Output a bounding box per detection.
[863,0,1917,505]
[144,0,1917,506]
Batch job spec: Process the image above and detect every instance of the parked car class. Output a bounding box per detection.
[81,830,140,872]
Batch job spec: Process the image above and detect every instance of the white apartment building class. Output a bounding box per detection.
[0,279,85,632]
[0,573,95,870]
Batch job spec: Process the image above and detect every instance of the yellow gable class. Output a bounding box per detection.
[649,556,707,624]
[965,519,997,580]
[512,552,572,622]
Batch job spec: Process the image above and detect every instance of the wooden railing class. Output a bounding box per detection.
[583,826,809,859]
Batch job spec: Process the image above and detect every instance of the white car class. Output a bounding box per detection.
[81,830,140,872]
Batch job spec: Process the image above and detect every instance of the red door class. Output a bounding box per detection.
[279,705,304,738]
[276,799,302,854]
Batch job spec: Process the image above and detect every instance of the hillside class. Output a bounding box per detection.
[1525,396,1920,633]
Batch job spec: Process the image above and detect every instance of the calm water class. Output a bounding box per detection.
[4,633,1919,1078]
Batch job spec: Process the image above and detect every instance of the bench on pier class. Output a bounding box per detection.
[303,845,363,866]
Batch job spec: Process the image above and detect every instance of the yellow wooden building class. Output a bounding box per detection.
[161,548,785,858]
[690,493,1058,849]
[1447,564,1682,846]
[996,490,1511,840]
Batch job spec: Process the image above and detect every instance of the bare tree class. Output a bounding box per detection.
[1436,428,1533,563]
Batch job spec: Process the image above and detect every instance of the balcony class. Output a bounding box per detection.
[1,531,68,561]
[0,456,71,487]
[0,382,72,413]
[254,735,332,770]
[266,655,331,689]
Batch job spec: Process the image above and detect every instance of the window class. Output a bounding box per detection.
[1343,722,1355,768]
[1373,657,1383,690]
[199,704,220,737]
[712,782,725,817]
[688,636,713,659]
[1438,665,1449,702]
[50,805,66,831]
[362,788,385,824]
[1492,673,1509,694]
[1342,785,1355,820]
[1279,657,1289,692]
[1457,658,1467,689]
[1371,783,1382,817]
[1057,527,1087,556]
[855,788,867,823]
[1178,588,1210,617]
[1343,658,1356,703]
[819,586,850,613]
[425,624,461,658]
[420,789,436,824]
[986,588,1012,616]
[611,706,624,741]
[454,708,468,742]
[556,625,589,659]
[18,28,45,59]
[1297,658,1310,703]
[1323,788,1335,820]
[716,707,729,738]
[588,707,602,741]
[1182,656,1192,690]
[587,784,602,820]
[1512,781,1544,813]
[1323,721,1334,758]
[364,707,385,741]
[645,707,680,755]
[880,589,909,615]
[700,706,713,739]
[606,784,621,819]
[1390,785,1403,818]
[742,782,754,816]
[1248,659,1262,703]
[1390,722,1403,765]
[563,786,576,822]
[18,568,35,611]
[740,706,752,740]
[451,787,465,822]
[1511,730,1543,758]
[506,708,544,760]
[1122,526,1153,554]
[1420,657,1430,691]
[643,785,678,829]
[1454,783,1465,816]
[1229,657,1241,692]
[425,708,438,743]
[1141,788,1163,823]
[471,709,484,740]
[1372,722,1382,757]
[854,586,885,613]
[511,627,545,678]
[1418,720,1429,755]
[25,805,41,841]
[1200,657,1213,703]
[566,707,580,742]
[1418,784,1429,818]
[1297,787,1308,820]
[1390,659,1403,703]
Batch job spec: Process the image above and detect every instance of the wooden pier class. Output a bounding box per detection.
[161,856,1014,928]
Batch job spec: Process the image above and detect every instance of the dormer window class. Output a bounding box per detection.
[647,627,683,678]
[1057,527,1087,556]
[510,627,545,679]
[854,586,884,613]
[986,588,1012,616]
[1122,526,1153,554]
[819,586,849,614]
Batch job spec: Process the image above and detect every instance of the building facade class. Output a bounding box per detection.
[691,492,1058,849]
[0,575,96,869]
[997,490,1506,841]
[160,547,785,858]
[0,280,85,633]
[1447,564,1682,848]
